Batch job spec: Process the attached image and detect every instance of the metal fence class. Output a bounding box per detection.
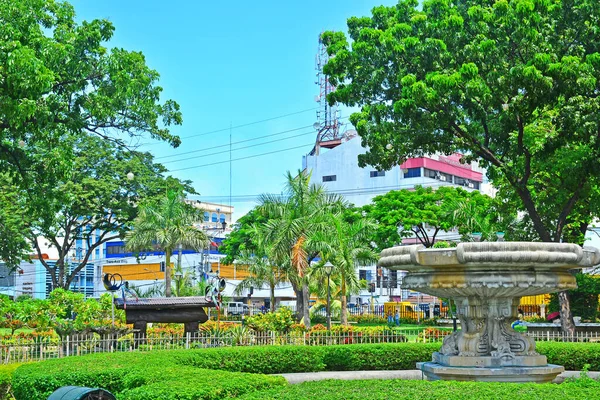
[2,328,600,365]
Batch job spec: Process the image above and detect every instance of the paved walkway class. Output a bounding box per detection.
[278,370,600,384]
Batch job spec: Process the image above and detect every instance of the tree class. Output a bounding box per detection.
[364,186,496,249]
[257,170,345,328]
[25,135,185,291]
[323,0,600,333]
[1,0,181,180]
[308,210,378,325]
[1,0,184,276]
[219,209,267,265]
[0,174,30,270]
[126,190,209,297]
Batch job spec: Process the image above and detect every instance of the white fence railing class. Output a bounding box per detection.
[1,329,599,365]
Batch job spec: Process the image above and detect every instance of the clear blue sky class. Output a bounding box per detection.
[70,0,387,219]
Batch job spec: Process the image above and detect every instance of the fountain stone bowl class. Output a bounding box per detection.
[378,242,600,383]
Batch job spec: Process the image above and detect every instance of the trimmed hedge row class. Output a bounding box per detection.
[235,378,600,400]
[10,352,285,400]
[8,342,600,400]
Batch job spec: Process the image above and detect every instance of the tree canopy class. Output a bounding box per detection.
[364,185,496,249]
[323,0,600,244]
[26,135,192,291]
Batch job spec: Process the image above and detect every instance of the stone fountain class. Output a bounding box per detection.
[378,242,600,383]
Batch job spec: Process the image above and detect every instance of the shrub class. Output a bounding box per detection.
[416,328,452,342]
[8,342,600,400]
[235,377,600,400]
[11,351,285,400]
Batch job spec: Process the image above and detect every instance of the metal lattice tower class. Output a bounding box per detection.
[309,33,341,156]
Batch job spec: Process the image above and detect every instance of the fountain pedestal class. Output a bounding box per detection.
[379,242,600,383]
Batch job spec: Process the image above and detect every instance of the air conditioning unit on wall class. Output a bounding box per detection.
[439,175,447,182]
[468,182,474,188]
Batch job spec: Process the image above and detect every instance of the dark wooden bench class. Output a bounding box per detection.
[115,297,216,335]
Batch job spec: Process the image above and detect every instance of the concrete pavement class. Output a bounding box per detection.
[277,370,600,384]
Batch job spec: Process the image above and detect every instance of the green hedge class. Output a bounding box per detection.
[536,342,600,370]
[10,352,285,400]
[8,342,600,400]
[0,363,20,400]
[235,378,600,400]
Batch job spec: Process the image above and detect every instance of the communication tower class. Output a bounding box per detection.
[309,33,342,156]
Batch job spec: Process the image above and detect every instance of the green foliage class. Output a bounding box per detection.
[0,0,187,286]
[364,186,495,249]
[219,209,268,264]
[245,307,296,333]
[10,351,285,400]
[126,190,209,297]
[0,175,29,269]
[7,342,600,399]
[235,378,600,400]
[536,342,600,371]
[549,274,600,320]
[324,0,600,243]
[0,363,20,400]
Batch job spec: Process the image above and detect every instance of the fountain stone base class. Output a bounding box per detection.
[417,361,564,383]
[378,242,600,383]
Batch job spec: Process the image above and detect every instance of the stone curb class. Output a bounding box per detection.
[277,370,600,384]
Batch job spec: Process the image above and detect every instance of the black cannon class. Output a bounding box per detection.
[47,386,116,400]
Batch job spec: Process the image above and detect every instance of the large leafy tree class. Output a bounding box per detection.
[26,135,186,291]
[364,186,496,249]
[323,0,600,333]
[126,190,209,297]
[257,171,345,328]
[0,0,181,161]
[1,0,183,274]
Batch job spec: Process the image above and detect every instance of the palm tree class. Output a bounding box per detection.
[125,190,209,297]
[233,252,287,312]
[257,170,344,328]
[309,212,378,325]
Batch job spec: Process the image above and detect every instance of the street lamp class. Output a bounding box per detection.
[323,261,334,331]
[126,172,135,181]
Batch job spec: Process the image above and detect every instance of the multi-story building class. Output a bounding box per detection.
[302,131,488,305]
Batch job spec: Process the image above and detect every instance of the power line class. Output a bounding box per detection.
[142,107,318,145]
[169,142,315,172]
[160,129,315,165]
[191,181,457,202]
[155,124,316,160]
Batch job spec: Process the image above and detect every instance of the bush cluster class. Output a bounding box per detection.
[6,342,600,400]
[235,377,600,400]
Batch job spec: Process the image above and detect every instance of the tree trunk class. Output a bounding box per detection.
[341,280,348,325]
[293,280,304,323]
[558,290,576,335]
[270,284,275,312]
[165,250,172,297]
[302,283,311,330]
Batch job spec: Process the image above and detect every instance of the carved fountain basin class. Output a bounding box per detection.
[378,242,600,383]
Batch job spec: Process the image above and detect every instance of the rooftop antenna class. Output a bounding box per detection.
[309,32,341,156]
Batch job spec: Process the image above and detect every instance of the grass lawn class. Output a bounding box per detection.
[234,378,600,400]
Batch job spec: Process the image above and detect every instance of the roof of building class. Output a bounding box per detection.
[114,296,216,309]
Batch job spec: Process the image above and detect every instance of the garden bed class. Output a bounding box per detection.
[2,342,600,400]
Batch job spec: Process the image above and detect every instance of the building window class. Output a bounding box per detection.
[211,212,218,222]
[219,214,226,223]
[204,212,209,222]
[404,167,421,178]
[107,245,126,255]
[370,171,385,177]
[322,175,336,182]
[359,270,367,281]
